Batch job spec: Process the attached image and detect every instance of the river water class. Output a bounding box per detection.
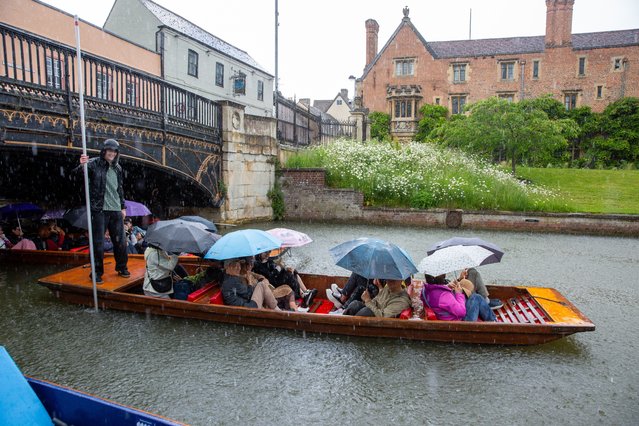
[1,221,638,425]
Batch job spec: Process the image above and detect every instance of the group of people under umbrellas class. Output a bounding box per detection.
[136,216,506,322]
[323,236,504,321]
[142,225,319,311]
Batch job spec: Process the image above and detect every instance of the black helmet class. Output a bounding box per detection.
[103,139,120,151]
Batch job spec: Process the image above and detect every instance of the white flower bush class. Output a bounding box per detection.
[293,139,571,212]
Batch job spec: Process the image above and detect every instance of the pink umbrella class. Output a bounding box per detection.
[266,228,312,248]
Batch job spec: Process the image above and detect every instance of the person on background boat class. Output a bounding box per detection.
[421,274,467,320]
[142,244,188,298]
[32,223,65,251]
[123,217,138,254]
[342,278,411,317]
[253,251,316,305]
[326,272,380,310]
[77,138,129,284]
[461,268,503,310]
[7,223,27,246]
[221,258,285,310]
[0,224,14,249]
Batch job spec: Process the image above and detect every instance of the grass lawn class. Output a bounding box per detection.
[516,167,639,214]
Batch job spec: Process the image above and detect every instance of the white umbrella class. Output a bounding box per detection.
[417,245,494,277]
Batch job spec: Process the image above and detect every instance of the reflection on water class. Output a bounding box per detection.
[1,222,638,425]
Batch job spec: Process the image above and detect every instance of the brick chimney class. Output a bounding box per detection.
[545,0,575,48]
[365,19,379,67]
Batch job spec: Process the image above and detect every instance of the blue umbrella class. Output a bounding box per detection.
[426,236,504,266]
[204,229,281,260]
[0,203,43,232]
[329,237,418,280]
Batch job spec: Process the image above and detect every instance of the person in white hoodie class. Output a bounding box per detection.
[143,245,180,298]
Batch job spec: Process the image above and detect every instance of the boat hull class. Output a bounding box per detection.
[38,265,595,345]
[27,377,185,426]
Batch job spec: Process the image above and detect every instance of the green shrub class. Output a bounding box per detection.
[368,111,391,141]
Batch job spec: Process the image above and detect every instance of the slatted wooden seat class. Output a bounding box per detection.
[494,295,549,324]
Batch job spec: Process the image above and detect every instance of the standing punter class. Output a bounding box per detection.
[78,139,130,283]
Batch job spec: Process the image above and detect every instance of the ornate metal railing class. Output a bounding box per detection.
[0,22,222,141]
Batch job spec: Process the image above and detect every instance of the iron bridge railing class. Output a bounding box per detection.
[0,22,222,143]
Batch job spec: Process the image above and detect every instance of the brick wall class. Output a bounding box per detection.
[281,168,639,236]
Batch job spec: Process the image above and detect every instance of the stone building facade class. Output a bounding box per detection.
[358,0,639,140]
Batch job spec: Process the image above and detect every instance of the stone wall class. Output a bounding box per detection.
[280,168,639,236]
[219,102,277,223]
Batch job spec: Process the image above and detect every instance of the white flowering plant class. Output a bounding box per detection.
[286,139,574,212]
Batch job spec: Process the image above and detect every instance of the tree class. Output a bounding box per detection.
[519,94,567,120]
[433,97,576,174]
[599,97,639,166]
[368,111,391,141]
[415,104,448,142]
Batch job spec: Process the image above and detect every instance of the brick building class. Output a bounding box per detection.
[357,0,639,140]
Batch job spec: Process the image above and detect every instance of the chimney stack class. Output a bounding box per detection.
[340,89,348,100]
[365,19,379,67]
[545,0,574,48]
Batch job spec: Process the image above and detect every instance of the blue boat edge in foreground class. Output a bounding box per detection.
[0,346,185,426]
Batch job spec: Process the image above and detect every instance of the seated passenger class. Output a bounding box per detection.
[0,224,12,249]
[124,217,138,254]
[221,258,283,310]
[32,224,66,251]
[326,272,380,310]
[239,257,300,311]
[7,223,27,246]
[254,251,316,306]
[132,226,147,254]
[342,278,411,317]
[421,274,467,321]
[461,268,503,310]
[142,245,187,298]
[459,280,497,322]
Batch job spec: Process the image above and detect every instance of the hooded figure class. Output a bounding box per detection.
[76,139,129,283]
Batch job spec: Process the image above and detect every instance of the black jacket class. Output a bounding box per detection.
[221,274,258,308]
[74,148,125,212]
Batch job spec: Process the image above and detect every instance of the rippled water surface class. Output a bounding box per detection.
[1,222,638,425]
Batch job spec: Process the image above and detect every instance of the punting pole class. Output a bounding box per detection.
[74,16,99,312]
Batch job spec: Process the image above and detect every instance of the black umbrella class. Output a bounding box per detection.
[178,215,217,233]
[146,219,220,255]
[63,206,90,229]
[426,237,504,266]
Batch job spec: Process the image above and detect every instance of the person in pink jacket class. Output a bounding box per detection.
[421,274,468,320]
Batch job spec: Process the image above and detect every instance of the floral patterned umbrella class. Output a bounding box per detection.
[266,228,312,248]
[417,245,494,277]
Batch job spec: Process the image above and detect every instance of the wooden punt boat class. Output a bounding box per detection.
[0,346,184,426]
[37,258,595,346]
